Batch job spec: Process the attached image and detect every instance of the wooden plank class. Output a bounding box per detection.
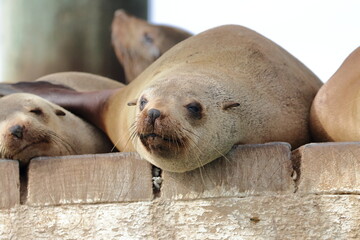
[0,160,20,209]
[27,152,153,206]
[1,195,360,239]
[161,142,295,200]
[292,142,360,194]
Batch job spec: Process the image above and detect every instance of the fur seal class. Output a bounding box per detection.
[0,93,114,166]
[0,25,322,172]
[111,9,192,83]
[36,71,124,91]
[310,47,360,141]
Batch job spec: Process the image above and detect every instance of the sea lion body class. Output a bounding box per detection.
[0,93,113,166]
[102,25,322,172]
[36,71,124,91]
[0,25,322,172]
[310,47,360,141]
[111,9,192,83]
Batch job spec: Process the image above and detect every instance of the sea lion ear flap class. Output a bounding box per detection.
[222,101,240,110]
[127,99,137,106]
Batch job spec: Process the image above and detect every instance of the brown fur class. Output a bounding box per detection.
[0,25,322,172]
[0,93,113,166]
[111,9,192,83]
[310,47,360,141]
[102,25,322,172]
[36,71,124,91]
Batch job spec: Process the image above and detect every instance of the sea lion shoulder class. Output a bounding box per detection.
[310,47,360,141]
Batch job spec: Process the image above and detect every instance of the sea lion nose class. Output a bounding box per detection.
[9,124,23,139]
[147,108,161,123]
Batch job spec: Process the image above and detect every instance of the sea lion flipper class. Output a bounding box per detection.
[0,84,20,97]
[0,81,73,98]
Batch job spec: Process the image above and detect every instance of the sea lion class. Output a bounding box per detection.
[310,47,360,141]
[0,72,124,96]
[0,93,114,166]
[0,25,322,172]
[111,9,192,83]
[36,71,124,91]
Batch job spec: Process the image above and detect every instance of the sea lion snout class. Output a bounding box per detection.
[9,124,24,139]
[147,108,161,124]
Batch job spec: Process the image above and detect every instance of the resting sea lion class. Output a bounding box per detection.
[36,71,124,91]
[111,9,192,83]
[0,25,322,172]
[310,47,360,141]
[0,93,114,166]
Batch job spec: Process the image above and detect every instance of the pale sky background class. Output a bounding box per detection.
[0,1,358,83]
[149,0,360,82]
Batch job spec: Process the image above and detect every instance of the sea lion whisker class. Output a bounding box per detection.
[47,130,78,154]
[122,121,138,151]
[184,125,232,163]
[183,139,207,186]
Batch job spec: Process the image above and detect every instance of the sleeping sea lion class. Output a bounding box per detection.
[310,47,360,141]
[111,9,192,83]
[36,71,124,91]
[0,93,114,166]
[0,25,322,172]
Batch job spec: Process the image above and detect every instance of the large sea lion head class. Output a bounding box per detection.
[0,93,101,166]
[111,9,192,82]
[129,73,241,172]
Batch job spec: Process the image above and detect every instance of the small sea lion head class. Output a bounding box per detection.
[0,93,79,166]
[128,75,241,172]
[111,9,191,82]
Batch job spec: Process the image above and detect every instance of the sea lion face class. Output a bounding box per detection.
[111,9,191,82]
[0,94,82,165]
[132,76,240,172]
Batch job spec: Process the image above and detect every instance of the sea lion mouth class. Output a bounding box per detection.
[139,133,184,156]
[140,133,181,144]
[8,140,50,159]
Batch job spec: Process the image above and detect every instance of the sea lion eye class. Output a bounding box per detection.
[139,97,148,111]
[29,108,43,115]
[143,32,153,44]
[186,102,202,119]
[55,109,66,116]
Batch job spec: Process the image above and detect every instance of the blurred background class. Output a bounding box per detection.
[0,0,359,83]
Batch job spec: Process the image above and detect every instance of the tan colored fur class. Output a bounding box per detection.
[103,25,322,172]
[36,71,124,91]
[111,9,192,83]
[0,93,113,165]
[310,47,360,141]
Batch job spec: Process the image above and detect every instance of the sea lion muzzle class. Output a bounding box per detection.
[9,124,24,139]
[147,108,161,124]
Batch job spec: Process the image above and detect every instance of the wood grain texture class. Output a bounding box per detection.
[1,195,360,239]
[0,160,19,209]
[27,152,153,206]
[292,142,360,194]
[161,142,295,200]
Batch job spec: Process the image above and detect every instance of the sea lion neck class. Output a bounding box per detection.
[73,88,119,131]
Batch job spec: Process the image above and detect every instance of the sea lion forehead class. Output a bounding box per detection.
[143,82,207,102]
